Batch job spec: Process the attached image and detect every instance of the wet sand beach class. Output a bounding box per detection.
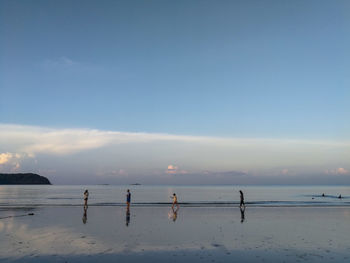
[1,206,350,262]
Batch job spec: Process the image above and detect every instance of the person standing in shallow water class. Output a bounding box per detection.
[171,193,179,210]
[126,189,131,209]
[239,190,245,208]
[83,189,89,208]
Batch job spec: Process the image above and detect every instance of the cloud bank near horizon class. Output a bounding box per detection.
[0,123,349,184]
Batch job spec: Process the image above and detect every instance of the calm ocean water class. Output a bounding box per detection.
[0,185,349,207]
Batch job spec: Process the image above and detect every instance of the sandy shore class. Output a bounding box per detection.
[1,206,350,262]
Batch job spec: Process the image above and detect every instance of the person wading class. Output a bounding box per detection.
[126,189,131,209]
[239,190,245,209]
[83,189,89,208]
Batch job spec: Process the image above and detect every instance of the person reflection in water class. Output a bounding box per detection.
[240,206,245,223]
[126,206,131,227]
[82,206,88,224]
[169,207,179,222]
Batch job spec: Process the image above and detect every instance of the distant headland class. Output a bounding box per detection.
[0,173,51,185]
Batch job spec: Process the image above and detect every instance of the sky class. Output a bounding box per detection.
[0,0,349,184]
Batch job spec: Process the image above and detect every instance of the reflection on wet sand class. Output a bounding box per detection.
[82,206,88,224]
[126,207,130,227]
[169,207,179,222]
[240,207,245,223]
[2,207,350,263]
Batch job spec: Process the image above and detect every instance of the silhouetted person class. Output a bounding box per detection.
[322,193,325,197]
[338,194,342,199]
[239,190,245,208]
[240,206,245,223]
[83,189,89,208]
[82,206,87,224]
[171,193,179,210]
[126,189,131,209]
[126,207,130,226]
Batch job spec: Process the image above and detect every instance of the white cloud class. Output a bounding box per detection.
[281,169,289,175]
[1,123,349,157]
[337,168,348,174]
[325,167,349,175]
[202,170,247,177]
[0,123,350,182]
[42,56,79,68]
[167,165,177,171]
[0,152,31,172]
[96,169,129,177]
[109,169,129,177]
[0,152,12,164]
[166,165,188,175]
[166,165,178,174]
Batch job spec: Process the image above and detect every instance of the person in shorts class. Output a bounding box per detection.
[239,190,245,208]
[171,193,179,210]
[83,189,89,208]
[126,189,131,208]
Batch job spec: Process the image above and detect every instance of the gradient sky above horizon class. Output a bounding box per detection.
[0,0,349,184]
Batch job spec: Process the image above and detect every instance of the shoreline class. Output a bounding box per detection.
[1,203,350,208]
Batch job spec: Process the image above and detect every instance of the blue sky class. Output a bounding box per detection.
[0,0,349,184]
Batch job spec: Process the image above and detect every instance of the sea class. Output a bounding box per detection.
[0,185,349,207]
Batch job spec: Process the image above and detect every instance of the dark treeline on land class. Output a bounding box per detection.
[0,173,51,185]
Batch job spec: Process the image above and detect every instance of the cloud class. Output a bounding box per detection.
[1,123,350,184]
[0,152,12,164]
[166,165,188,175]
[0,124,116,155]
[41,57,104,74]
[1,123,349,157]
[202,170,247,177]
[42,56,80,69]
[166,168,246,177]
[336,168,348,174]
[325,167,349,175]
[118,169,128,176]
[0,152,32,172]
[96,169,128,177]
[281,169,289,175]
[167,165,177,171]
[109,169,129,177]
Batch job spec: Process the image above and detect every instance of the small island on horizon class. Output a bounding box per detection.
[0,173,51,185]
